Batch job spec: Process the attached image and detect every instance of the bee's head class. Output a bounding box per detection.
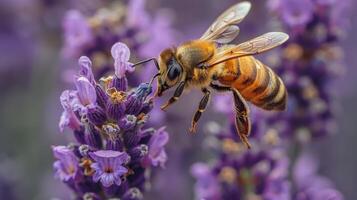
[157,48,184,96]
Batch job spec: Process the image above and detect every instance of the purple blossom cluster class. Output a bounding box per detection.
[266,0,349,141]
[191,128,343,200]
[53,42,169,199]
[192,0,349,199]
[61,0,177,79]
[61,0,177,125]
[192,136,290,200]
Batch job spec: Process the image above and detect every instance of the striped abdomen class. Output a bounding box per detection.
[218,56,287,111]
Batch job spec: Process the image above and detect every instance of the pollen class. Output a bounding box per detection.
[219,166,237,184]
[107,88,127,103]
[222,138,244,154]
[283,43,303,61]
[263,128,280,146]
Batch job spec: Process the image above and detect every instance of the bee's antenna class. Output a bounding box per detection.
[149,73,160,86]
[132,58,159,70]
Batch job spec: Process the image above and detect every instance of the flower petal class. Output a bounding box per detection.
[75,77,97,106]
[78,56,95,84]
[111,42,134,78]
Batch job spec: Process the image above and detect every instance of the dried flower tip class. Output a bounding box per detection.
[78,144,90,157]
[102,123,120,137]
[100,76,114,89]
[80,157,95,176]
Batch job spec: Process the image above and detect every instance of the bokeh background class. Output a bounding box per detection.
[0,0,356,199]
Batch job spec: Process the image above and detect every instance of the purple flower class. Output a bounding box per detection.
[268,0,314,27]
[62,10,93,58]
[264,0,350,141]
[54,43,169,198]
[192,133,291,199]
[52,146,79,182]
[59,90,81,132]
[126,0,150,28]
[78,56,95,84]
[111,42,134,78]
[293,152,344,200]
[75,76,97,107]
[146,127,169,167]
[89,150,130,187]
[191,163,220,200]
[61,2,176,83]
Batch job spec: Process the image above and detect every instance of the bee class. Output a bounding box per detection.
[133,1,289,148]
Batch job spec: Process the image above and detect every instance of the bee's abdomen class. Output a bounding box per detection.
[222,56,287,111]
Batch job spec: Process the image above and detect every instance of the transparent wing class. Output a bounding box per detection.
[200,1,251,44]
[205,32,289,67]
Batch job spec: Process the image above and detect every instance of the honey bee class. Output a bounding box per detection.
[133,1,289,148]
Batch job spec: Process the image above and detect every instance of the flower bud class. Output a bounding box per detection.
[110,76,128,91]
[128,144,148,163]
[95,84,108,109]
[73,127,86,144]
[87,106,107,126]
[85,125,103,149]
[119,115,137,130]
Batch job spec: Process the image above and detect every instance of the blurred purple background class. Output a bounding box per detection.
[0,0,356,199]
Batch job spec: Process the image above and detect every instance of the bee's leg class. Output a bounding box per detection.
[232,89,252,149]
[189,88,211,133]
[210,83,252,149]
[160,81,186,111]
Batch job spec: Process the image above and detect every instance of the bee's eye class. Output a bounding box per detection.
[167,65,181,80]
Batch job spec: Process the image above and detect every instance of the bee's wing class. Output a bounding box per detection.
[205,32,289,67]
[200,1,251,44]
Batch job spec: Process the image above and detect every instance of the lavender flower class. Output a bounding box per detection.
[195,1,350,199]
[52,146,79,182]
[293,152,344,200]
[266,0,349,141]
[61,1,177,125]
[89,150,130,187]
[144,127,169,168]
[61,1,177,80]
[62,10,94,58]
[192,128,291,200]
[54,43,169,199]
[268,0,314,28]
